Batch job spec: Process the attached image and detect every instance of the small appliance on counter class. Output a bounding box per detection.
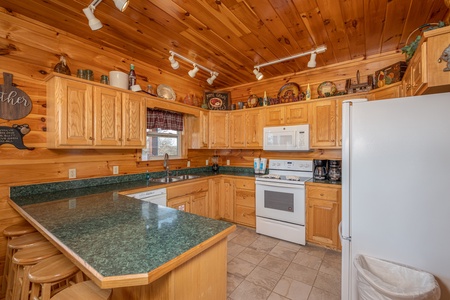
[212,155,220,173]
[328,160,341,182]
[254,158,268,174]
[313,159,328,180]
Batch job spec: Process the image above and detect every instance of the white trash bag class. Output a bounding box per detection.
[354,255,441,300]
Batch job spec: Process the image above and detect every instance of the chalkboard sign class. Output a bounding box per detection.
[0,72,33,120]
[204,91,230,110]
[0,124,34,150]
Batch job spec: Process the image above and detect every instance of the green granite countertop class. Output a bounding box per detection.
[13,192,233,279]
[8,167,249,287]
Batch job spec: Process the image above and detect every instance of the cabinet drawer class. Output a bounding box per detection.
[235,205,256,227]
[234,179,254,190]
[235,190,255,207]
[167,180,208,198]
[307,187,340,201]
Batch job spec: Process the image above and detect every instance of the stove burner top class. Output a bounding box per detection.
[260,174,281,179]
[286,175,300,181]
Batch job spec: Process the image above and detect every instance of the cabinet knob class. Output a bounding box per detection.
[89,137,93,140]
[320,193,324,196]
[127,138,131,141]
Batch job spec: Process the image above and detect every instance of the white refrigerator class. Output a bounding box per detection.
[341,93,450,299]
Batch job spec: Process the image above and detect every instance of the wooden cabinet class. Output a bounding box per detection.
[229,109,264,148]
[403,26,450,96]
[209,111,229,149]
[368,82,403,100]
[208,177,222,219]
[309,100,337,148]
[233,178,256,228]
[46,75,146,149]
[220,178,234,222]
[306,183,341,250]
[167,180,209,217]
[187,110,209,149]
[264,102,308,126]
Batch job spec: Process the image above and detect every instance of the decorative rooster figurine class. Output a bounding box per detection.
[438,44,450,72]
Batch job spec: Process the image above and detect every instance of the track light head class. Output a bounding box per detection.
[113,0,129,11]
[82,7,103,31]
[188,64,199,78]
[207,72,218,85]
[307,52,317,68]
[168,54,179,70]
[83,0,128,30]
[253,68,263,80]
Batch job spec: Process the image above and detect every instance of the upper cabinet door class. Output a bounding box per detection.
[309,100,337,148]
[229,111,246,148]
[122,92,146,147]
[94,87,122,146]
[245,109,264,148]
[209,111,229,149]
[57,78,94,146]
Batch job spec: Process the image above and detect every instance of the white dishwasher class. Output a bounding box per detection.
[126,188,167,206]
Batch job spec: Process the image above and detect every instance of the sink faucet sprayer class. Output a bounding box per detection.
[163,153,170,178]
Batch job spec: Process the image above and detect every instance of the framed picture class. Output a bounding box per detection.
[204,91,230,110]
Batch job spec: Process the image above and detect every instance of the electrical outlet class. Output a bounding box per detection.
[206,159,209,165]
[68,169,76,179]
[113,166,119,174]
[227,160,230,165]
[187,161,191,167]
[68,198,76,209]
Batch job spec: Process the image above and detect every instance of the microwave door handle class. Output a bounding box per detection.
[257,182,305,189]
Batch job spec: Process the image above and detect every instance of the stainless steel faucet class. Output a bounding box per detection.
[163,153,170,178]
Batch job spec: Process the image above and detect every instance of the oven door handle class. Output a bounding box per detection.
[256,181,305,189]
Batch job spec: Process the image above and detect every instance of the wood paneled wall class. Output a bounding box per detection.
[0,9,400,281]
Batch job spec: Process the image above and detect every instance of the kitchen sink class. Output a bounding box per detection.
[151,174,200,183]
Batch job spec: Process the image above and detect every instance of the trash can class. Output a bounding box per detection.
[354,255,441,300]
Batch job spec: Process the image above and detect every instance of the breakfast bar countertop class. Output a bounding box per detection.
[8,189,235,290]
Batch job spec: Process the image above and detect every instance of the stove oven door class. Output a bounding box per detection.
[255,181,305,225]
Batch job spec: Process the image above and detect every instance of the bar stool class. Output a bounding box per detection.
[10,241,60,300]
[50,281,112,300]
[4,232,47,300]
[27,254,84,300]
[1,223,37,298]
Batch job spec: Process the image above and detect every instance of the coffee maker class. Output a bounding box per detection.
[328,160,341,182]
[313,160,328,180]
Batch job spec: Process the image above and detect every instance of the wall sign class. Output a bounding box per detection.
[0,72,33,120]
[0,124,34,150]
[204,91,230,110]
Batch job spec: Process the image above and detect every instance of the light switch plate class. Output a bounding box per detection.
[113,166,119,174]
[226,160,230,165]
[206,159,209,165]
[69,169,76,179]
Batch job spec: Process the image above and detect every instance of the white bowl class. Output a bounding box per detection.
[109,71,128,89]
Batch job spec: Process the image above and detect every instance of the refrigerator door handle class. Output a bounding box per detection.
[339,221,351,241]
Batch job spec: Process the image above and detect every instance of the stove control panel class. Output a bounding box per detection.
[268,159,313,171]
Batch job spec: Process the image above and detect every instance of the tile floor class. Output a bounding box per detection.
[227,226,341,300]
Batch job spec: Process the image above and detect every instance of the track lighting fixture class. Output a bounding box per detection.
[83,0,129,31]
[253,45,327,80]
[253,67,263,80]
[188,64,199,78]
[168,51,220,85]
[207,72,219,85]
[169,54,179,70]
[307,52,317,68]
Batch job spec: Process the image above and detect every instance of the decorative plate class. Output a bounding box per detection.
[208,97,223,109]
[317,81,337,97]
[247,94,259,108]
[277,82,301,103]
[157,84,176,101]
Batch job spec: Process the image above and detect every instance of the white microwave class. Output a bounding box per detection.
[263,124,310,151]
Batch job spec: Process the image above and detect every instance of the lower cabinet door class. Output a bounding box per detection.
[168,195,191,212]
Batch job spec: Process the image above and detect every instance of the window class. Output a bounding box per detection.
[141,128,181,161]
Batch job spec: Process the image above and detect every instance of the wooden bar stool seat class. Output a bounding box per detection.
[50,281,112,300]
[4,232,46,300]
[27,254,84,300]
[10,242,60,300]
[1,224,37,298]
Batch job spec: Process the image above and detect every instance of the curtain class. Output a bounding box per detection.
[147,109,183,131]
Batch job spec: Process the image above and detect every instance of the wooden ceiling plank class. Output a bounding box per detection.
[381,0,410,53]
[316,0,352,62]
[339,0,366,59]
[364,0,388,56]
